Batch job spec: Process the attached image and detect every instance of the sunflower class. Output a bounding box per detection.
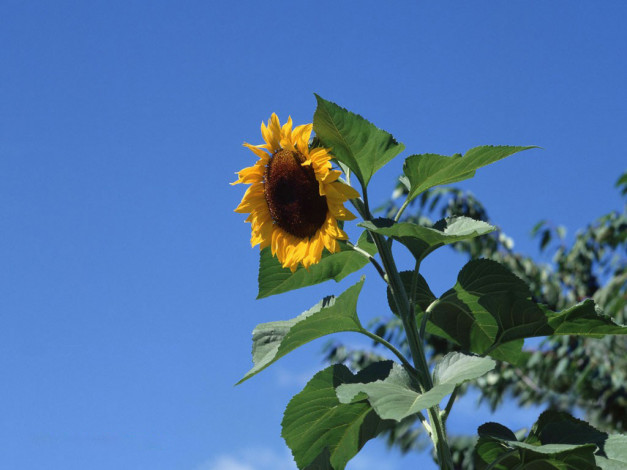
[233,114,360,272]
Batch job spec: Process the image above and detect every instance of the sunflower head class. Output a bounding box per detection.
[233,114,360,272]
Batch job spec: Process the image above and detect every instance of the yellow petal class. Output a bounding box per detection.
[281,116,293,141]
[261,115,281,152]
[232,163,265,184]
[243,143,271,162]
[293,123,313,154]
[328,202,357,221]
[338,182,360,199]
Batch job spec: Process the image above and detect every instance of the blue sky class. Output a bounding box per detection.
[1,1,626,469]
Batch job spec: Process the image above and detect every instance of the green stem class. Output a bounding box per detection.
[408,262,420,316]
[420,298,439,341]
[360,329,414,373]
[441,385,459,422]
[347,241,388,284]
[360,187,454,470]
[394,197,411,222]
[416,410,433,436]
[374,233,431,389]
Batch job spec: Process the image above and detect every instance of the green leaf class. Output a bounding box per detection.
[313,95,405,188]
[403,146,536,202]
[474,438,518,470]
[433,352,497,387]
[386,270,436,317]
[426,259,627,363]
[257,232,374,299]
[474,416,600,470]
[475,412,627,469]
[529,410,607,447]
[336,353,494,422]
[478,422,519,441]
[281,363,395,470]
[238,280,365,384]
[615,171,627,197]
[361,216,496,262]
[545,300,627,337]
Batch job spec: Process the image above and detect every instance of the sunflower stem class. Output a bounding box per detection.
[361,190,454,470]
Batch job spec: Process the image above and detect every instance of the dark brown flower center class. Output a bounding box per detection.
[264,149,328,238]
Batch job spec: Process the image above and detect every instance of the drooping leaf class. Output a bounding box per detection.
[403,146,536,202]
[361,216,496,262]
[238,280,365,384]
[336,353,494,422]
[281,363,395,470]
[257,232,375,299]
[313,95,405,188]
[425,259,627,363]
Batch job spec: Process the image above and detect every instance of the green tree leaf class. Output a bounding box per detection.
[313,95,405,188]
[361,216,496,262]
[426,259,626,362]
[336,353,494,422]
[257,232,375,299]
[403,146,536,202]
[281,363,396,470]
[238,280,365,384]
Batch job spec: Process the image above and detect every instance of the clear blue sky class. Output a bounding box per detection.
[1,1,625,469]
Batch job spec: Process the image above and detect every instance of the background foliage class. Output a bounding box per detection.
[323,171,627,467]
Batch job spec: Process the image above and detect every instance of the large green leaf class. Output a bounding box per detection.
[475,415,601,470]
[281,363,395,470]
[257,232,375,299]
[526,412,625,469]
[426,259,627,363]
[238,280,365,384]
[529,410,608,448]
[361,216,496,262]
[313,95,405,188]
[403,146,536,202]
[336,353,494,422]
